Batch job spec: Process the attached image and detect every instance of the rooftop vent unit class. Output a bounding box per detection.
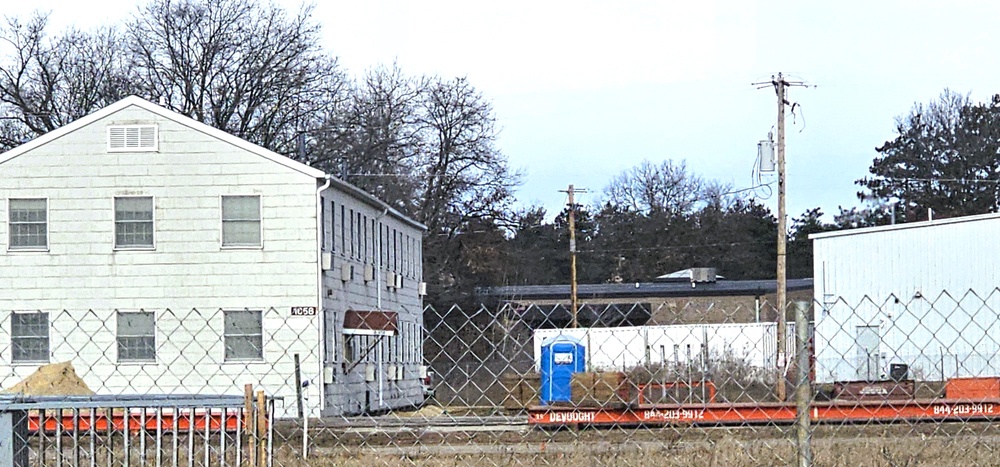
[690,268,717,284]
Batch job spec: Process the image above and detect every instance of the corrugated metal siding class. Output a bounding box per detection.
[813,216,1000,383]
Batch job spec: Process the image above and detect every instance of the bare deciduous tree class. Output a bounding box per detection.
[603,159,708,215]
[127,0,345,154]
[417,76,521,232]
[0,14,131,148]
[315,64,424,214]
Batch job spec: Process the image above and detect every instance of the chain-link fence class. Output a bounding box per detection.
[3,293,1000,465]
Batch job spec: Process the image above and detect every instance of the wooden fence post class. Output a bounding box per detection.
[244,384,254,467]
[256,390,266,466]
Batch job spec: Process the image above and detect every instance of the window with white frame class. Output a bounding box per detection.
[340,205,346,255]
[330,201,336,253]
[370,218,376,264]
[224,309,263,360]
[356,211,363,260]
[392,229,399,272]
[349,208,355,258]
[117,311,156,362]
[387,334,394,363]
[402,322,410,364]
[403,234,410,277]
[8,198,47,250]
[221,196,261,247]
[379,223,386,267]
[12,312,49,363]
[363,214,369,263]
[344,336,356,365]
[114,197,154,248]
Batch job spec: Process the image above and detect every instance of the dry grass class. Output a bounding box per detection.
[268,422,1000,467]
[272,434,1000,467]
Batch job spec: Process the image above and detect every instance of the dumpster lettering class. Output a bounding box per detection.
[641,408,706,421]
[547,411,597,423]
[933,404,994,416]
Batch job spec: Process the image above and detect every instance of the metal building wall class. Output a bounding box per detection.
[810,213,1000,383]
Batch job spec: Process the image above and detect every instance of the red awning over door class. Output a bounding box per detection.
[343,310,398,336]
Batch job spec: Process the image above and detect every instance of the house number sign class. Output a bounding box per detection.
[291,306,317,316]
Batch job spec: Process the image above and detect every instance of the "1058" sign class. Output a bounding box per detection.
[290,306,317,316]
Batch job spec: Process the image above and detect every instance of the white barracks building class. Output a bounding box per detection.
[0,96,426,417]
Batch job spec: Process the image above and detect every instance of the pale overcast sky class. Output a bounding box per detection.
[6,0,1000,221]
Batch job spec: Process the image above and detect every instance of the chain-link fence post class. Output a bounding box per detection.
[795,300,812,466]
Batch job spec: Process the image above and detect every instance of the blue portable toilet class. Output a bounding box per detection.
[540,334,586,405]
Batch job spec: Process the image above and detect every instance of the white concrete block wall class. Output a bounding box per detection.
[0,99,427,417]
[319,186,425,415]
[0,102,324,417]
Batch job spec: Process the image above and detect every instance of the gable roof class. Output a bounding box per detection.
[0,95,325,179]
[328,177,427,231]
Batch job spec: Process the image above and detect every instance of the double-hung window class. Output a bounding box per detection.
[12,312,49,363]
[9,199,47,250]
[222,196,261,247]
[224,309,263,361]
[114,197,154,249]
[117,311,156,362]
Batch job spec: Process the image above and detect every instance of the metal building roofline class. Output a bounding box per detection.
[479,278,813,300]
[808,212,1000,241]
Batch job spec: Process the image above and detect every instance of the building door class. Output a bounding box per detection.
[855,325,880,381]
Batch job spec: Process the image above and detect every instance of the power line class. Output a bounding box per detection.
[869,177,1000,184]
[576,239,778,255]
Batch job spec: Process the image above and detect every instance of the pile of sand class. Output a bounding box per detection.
[394,404,445,418]
[4,361,94,396]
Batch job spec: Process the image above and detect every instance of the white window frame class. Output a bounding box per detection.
[116,310,156,363]
[340,204,346,256]
[11,311,49,364]
[223,309,264,362]
[403,234,410,278]
[114,196,155,250]
[330,200,336,254]
[107,124,159,152]
[7,198,48,251]
[220,195,263,249]
[321,196,327,252]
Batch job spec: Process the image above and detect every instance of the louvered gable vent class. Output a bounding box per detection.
[108,125,158,152]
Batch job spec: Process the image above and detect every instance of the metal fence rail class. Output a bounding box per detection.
[0,393,273,467]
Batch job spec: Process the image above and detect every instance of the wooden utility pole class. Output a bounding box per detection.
[775,74,788,402]
[754,72,807,402]
[568,185,579,328]
[561,185,588,328]
[757,72,811,465]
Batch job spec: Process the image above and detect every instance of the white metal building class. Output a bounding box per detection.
[0,96,426,417]
[810,213,1000,384]
[533,323,795,373]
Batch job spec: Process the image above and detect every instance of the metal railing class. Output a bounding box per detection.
[0,393,273,467]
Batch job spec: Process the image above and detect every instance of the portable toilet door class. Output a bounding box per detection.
[540,334,586,405]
